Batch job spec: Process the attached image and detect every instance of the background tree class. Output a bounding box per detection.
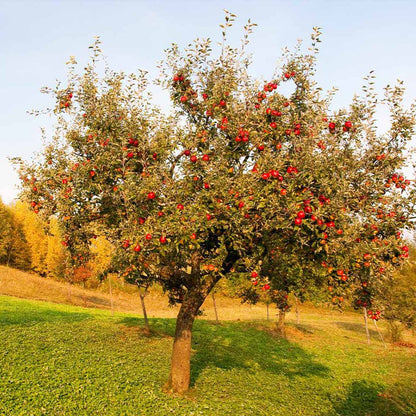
[11,201,48,275]
[0,198,31,270]
[374,245,416,342]
[45,217,68,280]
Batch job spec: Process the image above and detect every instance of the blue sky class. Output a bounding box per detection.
[1,0,416,203]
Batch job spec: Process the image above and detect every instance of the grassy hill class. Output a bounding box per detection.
[1,266,415,414]
[1,291,416,415]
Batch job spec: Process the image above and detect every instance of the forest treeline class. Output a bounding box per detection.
[0,197,112,285]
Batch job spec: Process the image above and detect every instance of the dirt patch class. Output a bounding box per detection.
[394,341,415,348]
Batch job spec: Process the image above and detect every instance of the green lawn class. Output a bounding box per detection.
[1,295,415,415]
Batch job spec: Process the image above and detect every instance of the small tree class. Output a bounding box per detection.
[376,245,416,342]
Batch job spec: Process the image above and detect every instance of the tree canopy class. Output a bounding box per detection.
[14,14,416,393]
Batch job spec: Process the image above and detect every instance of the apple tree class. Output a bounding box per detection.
[15,14,416,394]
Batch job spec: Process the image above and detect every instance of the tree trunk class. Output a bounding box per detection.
[167,290,207,394]
[167,246,238,394]
[137,286,150,334]
[168,308,196,394]
[295,296,300,324]
[277,309,286,336]
[211,292,219,323]
[363,307,371,345]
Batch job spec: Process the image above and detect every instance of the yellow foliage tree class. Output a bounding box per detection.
[46,217,67,279]
[11,201,48,275]
[89,236,114,280]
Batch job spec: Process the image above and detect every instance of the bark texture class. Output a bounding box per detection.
[167,289,206,393]
[167,243,239,393]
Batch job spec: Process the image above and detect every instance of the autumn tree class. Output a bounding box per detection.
[15,14,416,394]
[0,198,31,270]
[11,201,48,275]
[367,244,416,342]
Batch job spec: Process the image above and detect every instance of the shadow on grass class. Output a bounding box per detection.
[335,321,379,338]
[84,296,111,307]
[333,380,413,416]
[117,316,176,339]
[189,320,329,386]
[116,317,329,386]
[291,323,315,334]
[0,306,91,326]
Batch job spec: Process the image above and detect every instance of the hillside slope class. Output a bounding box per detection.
[0,266,287,321]
[1,265,415,347]
[1,295,415,415]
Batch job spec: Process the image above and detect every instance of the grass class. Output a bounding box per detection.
[1,294,415,415]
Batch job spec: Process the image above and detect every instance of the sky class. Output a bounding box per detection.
[1,0,416,204]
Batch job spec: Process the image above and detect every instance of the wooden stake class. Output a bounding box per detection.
[373,319,387,349]
[363,307,371,345]
[295,296,300,324]
[108,275,114,316]
[211,292,219,323]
